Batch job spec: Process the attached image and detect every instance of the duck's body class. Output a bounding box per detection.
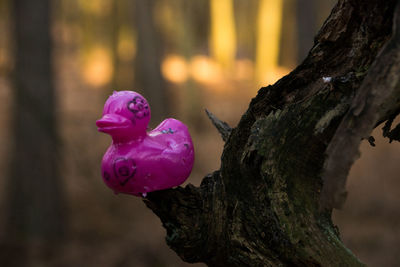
[97,91,194,196]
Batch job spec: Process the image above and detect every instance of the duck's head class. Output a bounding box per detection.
[96,91,151,141]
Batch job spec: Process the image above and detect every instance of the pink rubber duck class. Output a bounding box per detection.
[96,91,194,197]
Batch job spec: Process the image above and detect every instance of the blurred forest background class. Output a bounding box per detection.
[0,0,399,266]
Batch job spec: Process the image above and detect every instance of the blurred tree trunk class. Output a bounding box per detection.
[279,0,297,68]
[234,0,258,59]
[111,0,120,91]
[5,0,65,246]
[255,0,283,83]
[0,0,11,76]
[210,0,236,69]
[174,0,208,130]
[143,0,400,265]
[296,0,318,63]
[133,0,168,124]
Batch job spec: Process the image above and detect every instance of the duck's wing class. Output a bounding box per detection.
[149,119,193,155]
[150,118,190,136]
[148,118,194,178]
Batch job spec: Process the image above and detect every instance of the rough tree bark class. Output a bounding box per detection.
[144,0,400,266]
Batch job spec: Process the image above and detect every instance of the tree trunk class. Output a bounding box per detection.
[133,0,169,123]
[144,0,400,266]
[5,0,65,242]
[296,0,317,63]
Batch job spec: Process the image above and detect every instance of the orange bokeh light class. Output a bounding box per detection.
[82,46,113,87]
[189,55,222,85]
[161,54,188,84]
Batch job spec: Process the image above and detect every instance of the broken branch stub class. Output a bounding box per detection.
[205,109,232,142]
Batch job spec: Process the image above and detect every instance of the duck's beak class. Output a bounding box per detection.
[96,114,131,133]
